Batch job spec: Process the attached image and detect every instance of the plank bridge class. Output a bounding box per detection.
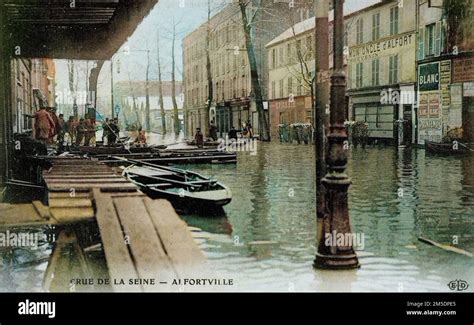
[0,157,206,292]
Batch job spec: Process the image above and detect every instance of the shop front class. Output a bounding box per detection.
[417,60,451,144]
[269,95,312,140]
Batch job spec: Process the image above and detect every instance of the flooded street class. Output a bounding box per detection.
[175,142,474,292]
[1,139,473,292]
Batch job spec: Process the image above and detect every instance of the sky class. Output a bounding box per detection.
[54,0,380,114]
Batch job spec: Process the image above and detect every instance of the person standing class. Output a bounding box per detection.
[57,114,66,147]
[102,118,110,145]
[209,119,218,141]
[228,126,238,140]
[75,118,86,146]
[83,118,95,146]
[34,107,54,144]
[194,128,204,148]
[107,118,119,145]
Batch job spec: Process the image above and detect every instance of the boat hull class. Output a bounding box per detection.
[139,186,231,214]
[425,140,473,155]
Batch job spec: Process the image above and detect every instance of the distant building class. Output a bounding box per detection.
[182,1,313,138]
[114,80,184,132]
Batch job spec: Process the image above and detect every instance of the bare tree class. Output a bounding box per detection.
[171,19,180,135]
[67,60,77,117]
[205,0,213,133]
[145,48,151,132]
[127,70,141,128]
[157,31,167,134]
[238,0,270,141]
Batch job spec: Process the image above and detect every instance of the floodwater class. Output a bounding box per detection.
[1,135,473,292]
[177,142,474,292]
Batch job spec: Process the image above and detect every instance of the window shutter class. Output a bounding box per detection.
[418,27,425,60]
[435,21,441,57]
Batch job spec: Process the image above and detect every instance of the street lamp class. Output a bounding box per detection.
[314,0,360,269]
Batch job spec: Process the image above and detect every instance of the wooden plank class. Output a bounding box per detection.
[114,197,176,291]
[49,207,95,224]
[43,175,123,180]
[93,189,141,292]
[49,192,91,199]
[45,178,129,184]
[49,198,92,208]
[32,200,50,219]
[0,203,52,228]
[47,183,137,191]
[144,199,206,278]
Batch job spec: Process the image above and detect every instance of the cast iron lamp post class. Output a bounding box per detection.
[314,0,360,270]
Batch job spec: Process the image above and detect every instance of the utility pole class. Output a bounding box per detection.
[314,0,330,244]
[314,0,359,270]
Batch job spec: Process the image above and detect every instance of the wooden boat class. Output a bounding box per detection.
[425,140,474,155]
[122,161,232,213]
[186,139,221,147]
[72,144,167,155]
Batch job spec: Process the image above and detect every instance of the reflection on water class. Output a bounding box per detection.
[1,140,473,292]
[179,143,474,292]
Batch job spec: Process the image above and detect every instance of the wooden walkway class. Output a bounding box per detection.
[1,156,206,292]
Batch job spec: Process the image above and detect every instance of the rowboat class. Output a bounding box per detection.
[122,162,232,213]
[71,144,167,155]
[425,140,474,155]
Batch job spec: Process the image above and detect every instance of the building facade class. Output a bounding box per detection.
[416,0,474,144]
[346,0,417,145]
[183,1,313,139]
[11,58,55,135]
[266,18,315,139]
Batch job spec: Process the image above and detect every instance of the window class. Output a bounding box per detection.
[371,59,380,86]
[279,79,284,98]
[288,77,293,96]
[287,43,291,64]
[271,81,276,99]
[306,35,312,57]
[272,49,276,69]
[279,47,284,66]
[390,7,399,36]
[425,24,435,56]
[297,82,302,96]
[356,18,364,45]
[372,13,380,41]
[356,62,363,88]
[389,55,399,84]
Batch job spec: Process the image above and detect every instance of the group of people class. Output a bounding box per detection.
[193,120,253,147]
[34,106,120,147]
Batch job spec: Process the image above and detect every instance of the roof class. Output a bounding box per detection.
[266,0,385,48]
[1,0,159,60]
